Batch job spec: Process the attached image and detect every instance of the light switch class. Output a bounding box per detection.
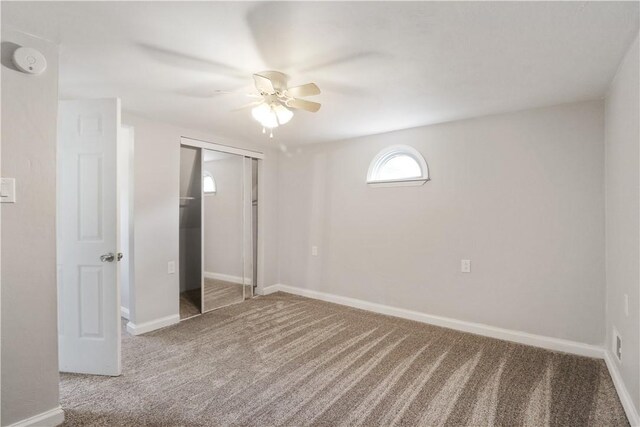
[624,294,629,317]
[311,246,318,256]
[168,261,175,274]
[461,259,471,273]
[0,178,16,203]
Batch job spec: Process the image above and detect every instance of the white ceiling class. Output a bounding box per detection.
[3,1,638,145]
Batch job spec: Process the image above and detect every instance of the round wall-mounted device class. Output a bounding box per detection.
[12,47,47,75]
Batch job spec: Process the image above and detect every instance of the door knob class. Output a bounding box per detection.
[100,253,115,262]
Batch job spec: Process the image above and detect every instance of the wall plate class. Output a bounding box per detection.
[0,178,16,203]
[612,327,622,361]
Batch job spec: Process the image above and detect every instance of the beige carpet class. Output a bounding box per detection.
[61,292,628,426]
[202,277,246,312]
[179,289,201,319]
[181,279,251,319]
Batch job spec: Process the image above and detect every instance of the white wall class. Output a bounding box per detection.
[1,30,62,425]
[203,157,244,278]
[278,100,605,345]
[605,33,640,415]
[123,113,279,327]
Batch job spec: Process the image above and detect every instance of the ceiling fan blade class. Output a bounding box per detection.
[137,42,246,79]
[296,51,384,74]
[246,2,294,70]
[176,86,262,99]
[287,98,321,113]
[231,100,263,112]
[215,90,262,98]
[317,80,367,96]
[212,90,240,95]
[253,74,275,94]
[286,83,321,98]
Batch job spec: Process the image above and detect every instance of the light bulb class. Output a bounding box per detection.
[252,103,278,128]
[273,104,293,125]
[260,111,278,128]
[251,103,270,122]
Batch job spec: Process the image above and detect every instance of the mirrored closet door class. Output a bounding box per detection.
[202,150,246,312]
[179,141,259,319]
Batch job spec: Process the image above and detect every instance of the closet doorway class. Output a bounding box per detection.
[179,138,262,320]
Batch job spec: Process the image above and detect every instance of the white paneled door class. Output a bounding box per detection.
[57,99,121,376]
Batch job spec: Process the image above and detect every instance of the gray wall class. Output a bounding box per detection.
[0,30,61,425]
[203,157,245,278]
[123,112,280,326]
[278,100,606,345]
[605,33,640,412]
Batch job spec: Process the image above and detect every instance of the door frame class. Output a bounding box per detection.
[180,137,264,160]
[118,125,135,321]
[179,136,265,309]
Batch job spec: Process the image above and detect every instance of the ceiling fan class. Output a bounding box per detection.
[240,71,321,137]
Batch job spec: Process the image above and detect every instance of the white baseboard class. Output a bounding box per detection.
[257,284,281,295]
[604,350,640,426]
[120,306,130,320]
[126,314,180,335]
[204,271,252,285]
[7,405,64,427]
[265,284,604,359]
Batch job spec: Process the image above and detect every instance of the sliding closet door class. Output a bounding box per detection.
[252,159,259,294]
[179,146,202,320]
[202,150,245,312]
[243,157,259,299]
[242,157,253,299]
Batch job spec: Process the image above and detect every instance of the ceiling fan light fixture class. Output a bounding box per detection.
[261,113,279,129]
[247,72,321,135]
[273,103,293,125]
[252,103,278,128]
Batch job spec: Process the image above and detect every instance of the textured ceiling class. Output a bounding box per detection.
[3,1,639,145]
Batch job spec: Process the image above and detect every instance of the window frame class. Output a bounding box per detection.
[203,171,217,195]
[366,145,429,187]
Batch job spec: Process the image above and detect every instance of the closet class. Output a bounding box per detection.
[179,138,260,319]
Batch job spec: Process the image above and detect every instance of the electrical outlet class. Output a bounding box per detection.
[461,259,471,273]
[613,328,622,361]
[0,178,16,203]
[311,246,318,256]
[168,261,175,274]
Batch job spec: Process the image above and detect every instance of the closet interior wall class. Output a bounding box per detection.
[179,145,202,319]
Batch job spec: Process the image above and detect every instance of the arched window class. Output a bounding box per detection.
[367,145,429,187]
[203,172,216,194]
